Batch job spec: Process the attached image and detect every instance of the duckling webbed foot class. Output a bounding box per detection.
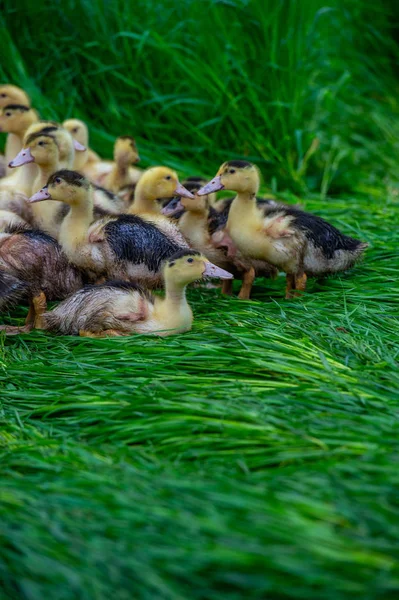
[32,292,47,329]
[0,291,47,335]
[238,266,255,300]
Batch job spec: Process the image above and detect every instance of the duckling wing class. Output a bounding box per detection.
[104,215,184,273]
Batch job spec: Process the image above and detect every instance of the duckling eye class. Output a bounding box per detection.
[169,261,175,267]
[72,127,79,133]
[5,112,11,117]
[187,258,194,263]
[165,175,172,180]
[229,169,236,174]
[38,141,45,146]
[55,177,62,184]
[0,93,6,98]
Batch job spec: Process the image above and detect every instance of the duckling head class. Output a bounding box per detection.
[162,181,208,216]
[0,105,37,134]
[0,85,30,109]
[24,121,85,163]
[114,136,140,165]
[164,249,233,286]
[197,160,260,196]
[62,118,89,148]
[135,166,195,202]
[29,169,90,206]
[9,132,59,168]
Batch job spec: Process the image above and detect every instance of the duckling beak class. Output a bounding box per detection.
[28,187,51,203]
[197,176,224,196]
[9,147,35,168]
[175,182,195,199]
[161,199,184,216]
[73,139,86,152]
[202,260,233,280]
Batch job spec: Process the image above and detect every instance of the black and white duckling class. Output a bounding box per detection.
[33,250,232,337]
[29,170,192,287]
[198,160,368,298]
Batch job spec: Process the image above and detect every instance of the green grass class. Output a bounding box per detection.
[1,1,399,598]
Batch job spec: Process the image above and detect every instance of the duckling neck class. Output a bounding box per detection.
[35,161,59,189]
[155,279,192,331]
[227,191,259,230]
[180,209,210,247]
[106,156,130,192]
[5,133,22,166]
[59,190,94,250]
[130,181,158,215]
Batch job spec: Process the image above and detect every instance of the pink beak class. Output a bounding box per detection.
[197,175,224,196]
[73,139,86,152]
[161,199,184,217]
[203,261,233,280]
[28,187,51,203]
[174,182,194,199]
[9,147,35,168]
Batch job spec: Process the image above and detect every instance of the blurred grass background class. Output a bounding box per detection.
[1,1,399,599]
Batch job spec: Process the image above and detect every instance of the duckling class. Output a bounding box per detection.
[0,87,31,175]
[100,136,141,193]
[33,250,232,337]
[162,182,277,299]
[0,226,85,333]
[0,105,39,193]
[62,118,99,171]
[9,132,66,236]
[29,170,192,287]
[198,161,368,298]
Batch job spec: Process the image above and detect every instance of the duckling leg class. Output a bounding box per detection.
[285,274,296,299]
[0,292,47,335]
[238,267,255,300]
[79,329,126,338]
[32,292,47,329]
[221,279,233,295]
[294,272,307,297]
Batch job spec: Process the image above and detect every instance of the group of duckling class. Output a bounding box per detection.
[0,84,367,338]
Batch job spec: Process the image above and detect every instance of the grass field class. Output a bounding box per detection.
[1,1,399,598]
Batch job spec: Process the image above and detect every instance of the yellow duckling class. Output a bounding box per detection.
[0,86,31,174]
[83,136,142,188]
[101,136,141,193]
[9,132,64,236]
[62,118,100,171]
[0,105,39,194]
[28,170,192,287]
[198,160,368,298]
[32,250,232,337]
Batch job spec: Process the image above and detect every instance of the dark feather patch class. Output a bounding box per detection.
[264,206,365,257]
[167,249,201,263]
[20,228,59,246]
[48,169,89,188]
[225,160,252,169]
[104,214,182,272]
[93,184,118,201]
[38,126,59,135]
[3,104,30,112]
[24,132,58,147]
[0,270,29,310]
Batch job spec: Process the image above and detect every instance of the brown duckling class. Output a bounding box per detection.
[162,182,277,299]
[29,170,192,288]
[0,226,85,334]
[198,160,368,298]
[33,250,232,337]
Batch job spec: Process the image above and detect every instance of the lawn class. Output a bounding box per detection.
[1,1,399,599]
